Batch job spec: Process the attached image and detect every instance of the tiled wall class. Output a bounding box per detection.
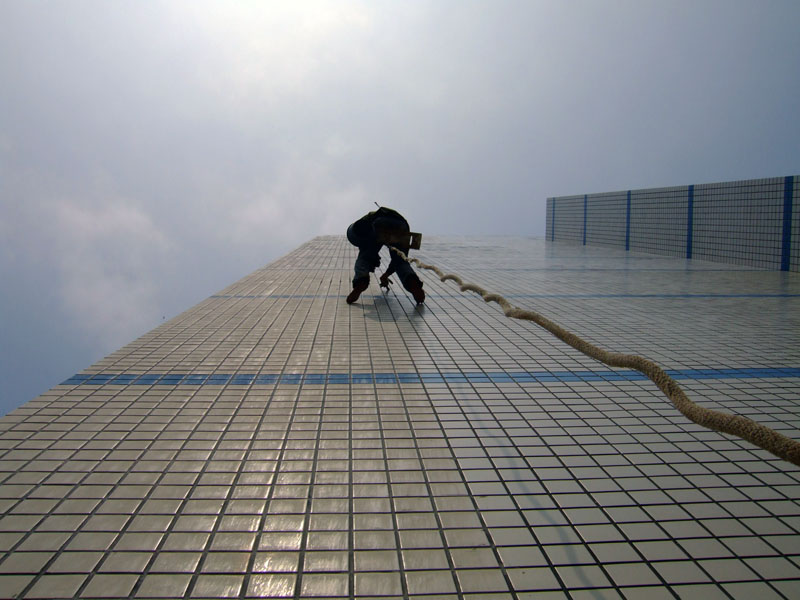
[586,191,627,248]
[547,194,584,244]
[792,177,800,269]
[630,186,688,259]
[1,236,799,598]
[547,176,799,271]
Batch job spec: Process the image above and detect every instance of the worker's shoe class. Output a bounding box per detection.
[406,278,425,304]
[346,279,369,304]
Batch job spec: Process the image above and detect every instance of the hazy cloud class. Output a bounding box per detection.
[51,199,172,348]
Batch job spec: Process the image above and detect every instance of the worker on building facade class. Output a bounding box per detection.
[346,206,425,305]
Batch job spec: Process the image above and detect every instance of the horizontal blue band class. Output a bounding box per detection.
[62,367,800,387]
[212,293,800,300]
[505,293,800,299]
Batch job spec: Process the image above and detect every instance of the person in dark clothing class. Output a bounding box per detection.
[346,207,425,305]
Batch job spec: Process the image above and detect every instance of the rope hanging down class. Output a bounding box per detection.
[390,247,800,468]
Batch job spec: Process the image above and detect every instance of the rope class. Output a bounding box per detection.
[390,247,800,468]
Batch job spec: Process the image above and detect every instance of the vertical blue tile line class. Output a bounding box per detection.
[782,175,794,271]
[625,190,631,251]
[583,194,588,245]
[686,184,694,259]
[550,198,556,241]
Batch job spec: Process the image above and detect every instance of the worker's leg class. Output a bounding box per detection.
[348,223,379,283]
[348,245,380,304]
[353,246,380,284]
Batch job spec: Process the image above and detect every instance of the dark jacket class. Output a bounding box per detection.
[347,207,409,248]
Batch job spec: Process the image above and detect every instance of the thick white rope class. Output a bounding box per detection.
[390,247,800,467]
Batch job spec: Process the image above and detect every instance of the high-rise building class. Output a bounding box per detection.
[1,235,798,598]
[547,175,799,272]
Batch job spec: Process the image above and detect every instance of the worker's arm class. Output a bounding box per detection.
[381,246,410,287]
[380,262,396,288]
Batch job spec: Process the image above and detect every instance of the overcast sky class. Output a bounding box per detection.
[2,0,799,415]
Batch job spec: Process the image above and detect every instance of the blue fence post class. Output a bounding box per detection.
[583,194,587,245]
[782,176,794,271]
[686,185,694,260]
[625,190,631,251]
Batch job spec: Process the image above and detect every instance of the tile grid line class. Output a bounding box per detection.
[400,326,502,597]
[406,260,800,596]
[518,390,639,595]
[218,264,325,599]
[468,386,570,596]
[139,280,309,599]
[564,391,735,597]
[341,257,358,600]
[13,386,204,597]
[393,245,800,468]
[389,318,465,598]
[372,300,414,600]
[4,373,230,596]
[385,285,528,597]
[387,284,479,570]
[783,175,794,271]
[442,378,569,595]
[134,266,314,598]
[379,281,469,594]
[255,263,328,598]
[296,267,338,599]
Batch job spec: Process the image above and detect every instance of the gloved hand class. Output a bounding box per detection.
[379,273,392,289]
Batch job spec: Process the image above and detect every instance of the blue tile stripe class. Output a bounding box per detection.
[62,367,800,387]
[625,190,631,251]
[686,184,694,260]
[211,293,800,300]
[583,194,588,245]
[503,293,800,299]
[782,175,794,271]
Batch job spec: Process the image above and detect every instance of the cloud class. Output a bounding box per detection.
[0,155,173,350]
[181,1,375,103]
[49,199,173,348]
[222,155,371,247]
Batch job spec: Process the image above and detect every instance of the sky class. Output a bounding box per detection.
[2,0,799,415]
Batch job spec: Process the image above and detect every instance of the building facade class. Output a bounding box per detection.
[0,236,798,598]
[547,176,799,271]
